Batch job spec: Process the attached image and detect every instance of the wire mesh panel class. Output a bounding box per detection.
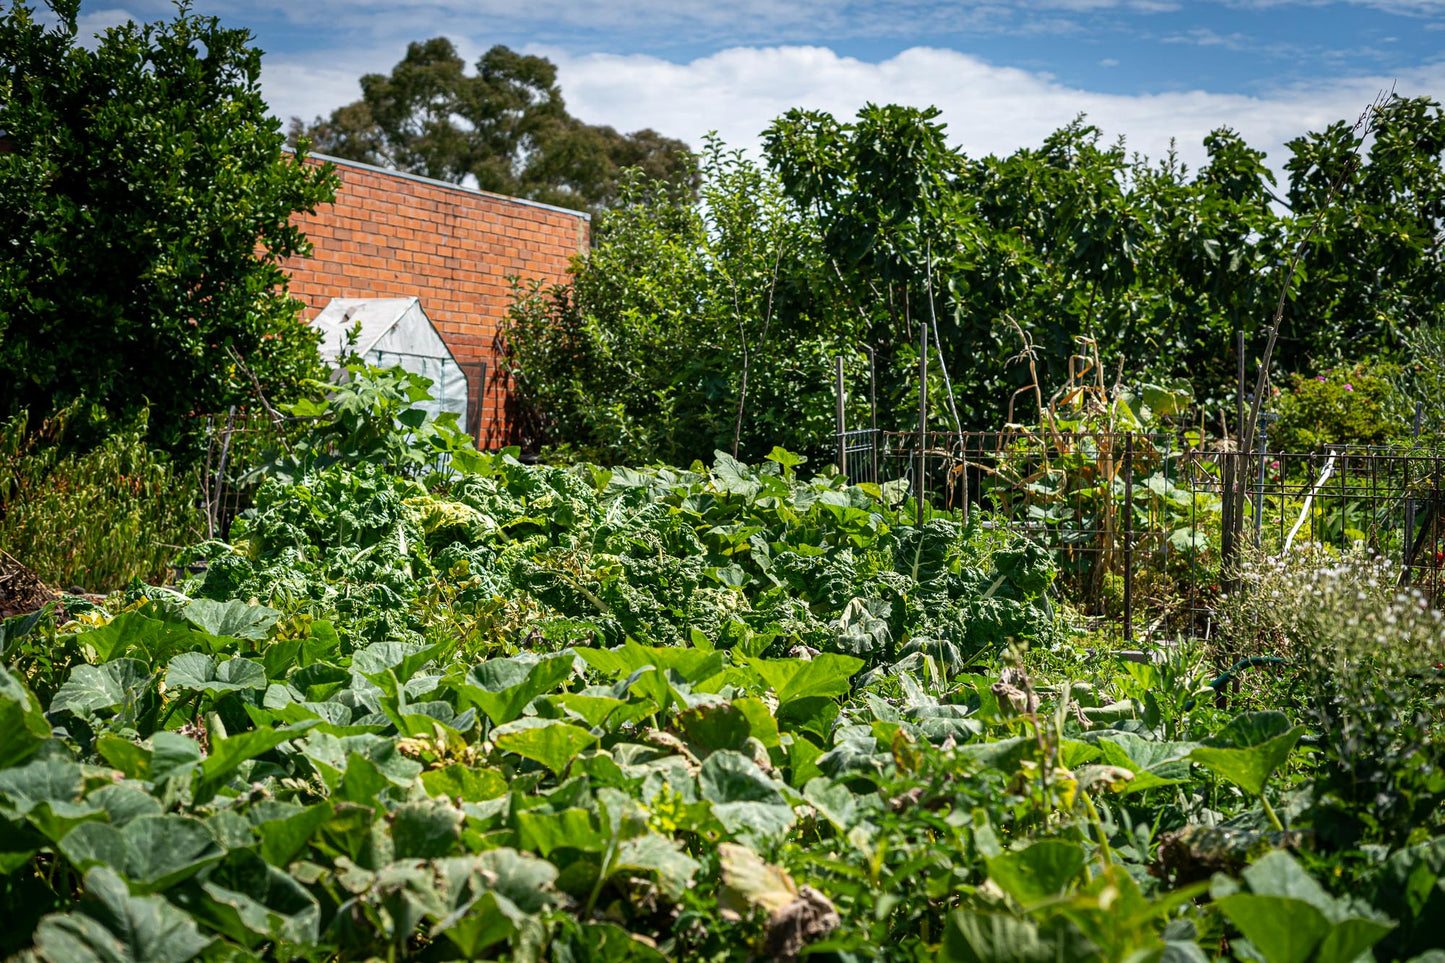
[835,428,880,485]
[199,409,314,540]
[1212,446,1444,602]
[880,431,1445,643]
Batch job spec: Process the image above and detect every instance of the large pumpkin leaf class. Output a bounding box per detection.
[0,665,51,769]
[59,814,224,893]
[33,866,214,963]
[456,652,575,725]
[986,839,1087,907]
[182,599,281,642]
[178,851,321,949]
[165,653,267,696]
[746,653,863,706]
[699,750,796,844]
[1211,851,1394,963]
[493,718,597,775]
[72,613,213,663]
[1191,712,1305,796]
[50,660,153,718]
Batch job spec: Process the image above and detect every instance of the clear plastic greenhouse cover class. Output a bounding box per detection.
[310,297,470,433]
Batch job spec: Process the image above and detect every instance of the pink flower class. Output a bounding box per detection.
[1270,460,1280,470]
[1317,375,1327,382]
[1344,383,1353,392]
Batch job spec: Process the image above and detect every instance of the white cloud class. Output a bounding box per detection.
[1161,26,1254,48]
[261,55,394,125]
[76,7,136,37]
[1099,57,1121,65]
[260,39,1443,179]
[536,44,1442,173]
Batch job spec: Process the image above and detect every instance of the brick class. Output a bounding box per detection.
[285,155,587,444]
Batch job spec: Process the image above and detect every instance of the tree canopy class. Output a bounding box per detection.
[505,96,1445,465]
[0,0,338,454]
[296,38,699,217]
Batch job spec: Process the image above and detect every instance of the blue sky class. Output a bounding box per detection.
[64,0,1445,173]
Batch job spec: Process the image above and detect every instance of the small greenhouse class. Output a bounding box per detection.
[311,297,470,433]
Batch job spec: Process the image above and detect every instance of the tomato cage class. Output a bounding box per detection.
[865,430,1445,644]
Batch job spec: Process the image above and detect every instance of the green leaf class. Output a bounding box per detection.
[60,814,224,893]
[943,909,1100,963]
[257,802,334,868]
[1212,851,1395,963]
[96,735,151,781]
[51,660,153,717]
[493,718,597,775]
[675,701,752,755]
[764,446,806,476]
[1191,712,1305,796]
[196,725,312,803]
[456,652,575,726]
[187,851,321,948]
[613,833,700,899]
[429,850,559,956]
[986,839,1086,906]
[392,799,464,859]
[1214,895,1334,963]
[548,693,627,729]
[421,764,508,803]
[575,641,723,685]
[34,866,214,963]
[0,664,50,768]
[747,653,863,706]
[150,732,204,783]
[72,612,212,663]
[712,450,762,497]
[699,750,795,844]
[514,808,606,857]
[182,600,281,642]
[165,653,267,696]
[1091,733,1194,795]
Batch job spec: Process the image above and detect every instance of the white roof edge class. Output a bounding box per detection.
[316,297,473,394]
[282,146,591,221]
[315,297,417,358]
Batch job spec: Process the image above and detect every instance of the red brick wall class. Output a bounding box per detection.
[280,153,589,449]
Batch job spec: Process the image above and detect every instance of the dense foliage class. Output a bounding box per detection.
[0,0,337,454]
[507,98,1445,465]
[297,38,698,219]
[0,416,1440,959]
[0,406,203,592]
[1269,361,1404,452]
[505,142,840,464]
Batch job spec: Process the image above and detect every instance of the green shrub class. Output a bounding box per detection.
[0,408,203,591]
[1216,544,1445,859]
[1396,321,1445,444]
[1269,360,1404,451]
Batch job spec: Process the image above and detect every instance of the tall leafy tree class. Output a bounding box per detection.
[0,0,338,454]
[298,38,698,216]
[506,97,1445,464]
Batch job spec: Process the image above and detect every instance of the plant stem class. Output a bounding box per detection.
[1080,791,1114,868]
[1259,792,1285,832]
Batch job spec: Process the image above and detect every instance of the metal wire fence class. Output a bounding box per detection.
[858,430,1445,643]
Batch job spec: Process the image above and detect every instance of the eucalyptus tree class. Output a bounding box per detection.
[298,39,698,217]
